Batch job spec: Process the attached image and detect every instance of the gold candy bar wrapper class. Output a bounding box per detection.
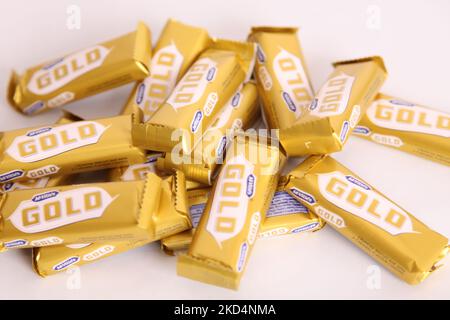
[0,111,82,193]
[249,27,314,129]
[157,81,260,184]
[107,152,164,182]
[185,179,209,191]
[32,240,148,276]
[132,39,256,154]
[0,114,147,184]
[8,22,151,115]
[284,155,449,285]
[124,19,212,122]
[0,173,163,250]
[1,175,72,194]
[279,56,387,156]
[162,187,211,255]
[31,171,189,276]
[258,176,324,238]
[177,134,286,290]
[353,93,450,166]
[162,178,323,255]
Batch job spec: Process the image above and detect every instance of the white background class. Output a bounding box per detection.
[0,0,449,299]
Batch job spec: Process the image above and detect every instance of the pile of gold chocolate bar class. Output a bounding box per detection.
[1,19,449,290]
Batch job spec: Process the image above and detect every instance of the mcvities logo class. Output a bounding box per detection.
[8,187,117,233]
[309,72,355,118]
[317,171,416,235]
[366,99,450,138]
[166,57,217,110]
[206,154,255,246]
[6,121,109,162]
[27,45,111,95]
[137,42,184,120]
[273,48,314,118]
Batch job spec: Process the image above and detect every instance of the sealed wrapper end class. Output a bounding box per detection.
[0,114,146,184]
[353,93,450,166]
[162,178,322,255]
[32,240,148,277]
[161,186,211,255]
[185,179,209,191]
[31,171,189,276]
[107,152,164,182]
[248,27,314,129]
[0,173,164,251]
[123,19,212,122]
[132,39,256,153]
[258,176,323,238]
[8,22,151,115]
[0,111,82,193]
[177,134,286,289]
[284,155,449,284]
[157,81,260,184]
[279,56,387,156]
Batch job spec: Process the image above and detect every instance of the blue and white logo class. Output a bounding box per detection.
[136,83,146,104]
[309,98,319,111]
[206,67,216,81]
[256,45,266,63]
[32,191,59,202]
[353,126,371,135]
[26,127,52,137]
[237,242,248,272]
[340,121,350,142]
[345,175,371,190]
[246,174,256,198]
[53,256,80,271]
[291,222,320,234]
[4,239,28,248]
[389,99,414,107]
[289,187,316,204]
[42,58,64,70]
[282,92,296,112]
[24,101,45,115]
[231,92,241,107]
[216,136,227,158]
[0,170,24,183]
[191,111,203,133]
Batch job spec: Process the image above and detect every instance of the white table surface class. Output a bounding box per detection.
[0,0,449,299]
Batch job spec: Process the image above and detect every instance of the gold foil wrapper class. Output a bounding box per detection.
[249,27,314,129]
[0,173,163,250]
[161,177,323,255]
[123,19,212,122]
[161,186,211,255]
[353,93,450,166]
[8,22,151,115]
[0,114,146,183]
[31,171,189,276]
[279,56,387,156]
[0,111,81,193]
[177,134,286,290]
[107,152,163,182]
[258,177,324,238]
[157,81,260,184]
[132,39,256,154]
[285,155,449,285]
